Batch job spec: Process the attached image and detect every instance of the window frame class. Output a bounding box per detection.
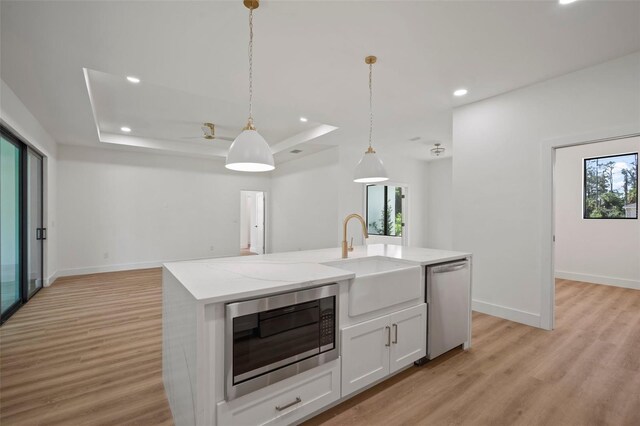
[365,184,404,237]
[582,151,638,220]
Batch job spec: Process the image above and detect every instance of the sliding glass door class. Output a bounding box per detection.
[27,150,44,297]
[1,135,22,319]
[1,126,45,323]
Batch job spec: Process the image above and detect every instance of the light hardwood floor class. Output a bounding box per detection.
[1,273,639,425]
[0,269,173,426]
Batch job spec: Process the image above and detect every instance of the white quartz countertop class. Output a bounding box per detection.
[163,244,470,304]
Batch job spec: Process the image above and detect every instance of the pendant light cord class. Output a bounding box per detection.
[248,8,254,126]
[369,63,373,149]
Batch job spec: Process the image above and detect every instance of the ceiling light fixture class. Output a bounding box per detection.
[559,0,579,4]
[453,88,468,97]
[431,143,445,157]
[120,126,132,132]
[126,76,140,84]
[354,55,389,184]
[299,117,308,122]
[225,0,275,172]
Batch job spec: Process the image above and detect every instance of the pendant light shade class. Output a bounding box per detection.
[354,147,388,183]
[226,128,275,172]
[354,55,388,183]
[225,0,275,173]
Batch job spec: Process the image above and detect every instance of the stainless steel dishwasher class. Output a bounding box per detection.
[426,259,471,359]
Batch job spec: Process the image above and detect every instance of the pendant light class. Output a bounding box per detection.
[354,55,389,183]
[226,0,275,172]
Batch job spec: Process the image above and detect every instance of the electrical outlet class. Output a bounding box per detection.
[103,252,109,259]
[209,246,215,251]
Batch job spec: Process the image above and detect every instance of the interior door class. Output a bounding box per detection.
[253,192,265,255]
[340,315,390,396]
[27,150,43,297]
[389,304,427,373]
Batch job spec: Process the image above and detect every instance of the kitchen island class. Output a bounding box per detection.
[163,244,471,426]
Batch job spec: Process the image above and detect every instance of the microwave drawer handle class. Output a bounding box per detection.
[276,396,302,411]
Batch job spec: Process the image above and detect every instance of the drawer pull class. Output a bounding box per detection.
[275,397,302,411]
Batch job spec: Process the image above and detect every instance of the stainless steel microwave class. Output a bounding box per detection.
[225,284,339,400]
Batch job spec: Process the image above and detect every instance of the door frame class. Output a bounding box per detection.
[541,126,640,331]
[240,190,267,255]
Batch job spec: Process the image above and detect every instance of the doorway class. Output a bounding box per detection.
[544,132,640,330]
[240,191,266,255]
[554,138,638,288]
[1,125,45,324]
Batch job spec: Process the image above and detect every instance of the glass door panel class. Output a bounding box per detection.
[27,150,43,297]
[1,136,21,318]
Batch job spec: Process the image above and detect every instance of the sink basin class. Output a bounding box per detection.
[323,256,422,317]
[323,256,415,277]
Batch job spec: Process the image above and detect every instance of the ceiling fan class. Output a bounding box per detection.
[183,123,234,141]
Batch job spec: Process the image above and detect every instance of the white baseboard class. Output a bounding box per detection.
[56,255,225,279]
[46,271,59,286]
[555,271,640,290]
[472,299,541,328]
[57,260,166,278]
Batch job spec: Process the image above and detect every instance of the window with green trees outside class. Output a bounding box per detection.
[366,185,404,236]
[583,153,638,219]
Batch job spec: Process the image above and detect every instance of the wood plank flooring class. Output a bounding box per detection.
[1,273,639,425]
[0,269,173,426]
[305,279,640,426]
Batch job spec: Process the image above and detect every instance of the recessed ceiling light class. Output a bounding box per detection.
[299,117,308,122]
[454,89,468,97]
[120,126,132,132]
[126,76,140,83]
[559,0,579,4]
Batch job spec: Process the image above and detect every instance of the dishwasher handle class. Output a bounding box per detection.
[431,261,468,274]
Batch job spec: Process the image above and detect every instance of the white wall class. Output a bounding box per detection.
[57,145,270,276]
[555,137,640,289]
[1,78,58,284]
[271,148,341,252]
[453,52,640,328]
[426,157,453,250]
[271,145,430,253]
[240,192,251,249]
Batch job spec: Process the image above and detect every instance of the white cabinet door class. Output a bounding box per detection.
[389,304,427,374]
[341,315,390,396]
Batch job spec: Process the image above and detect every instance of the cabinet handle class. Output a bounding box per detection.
[276,397,302,411]
[385,326,391,347]
[392,323,398,344]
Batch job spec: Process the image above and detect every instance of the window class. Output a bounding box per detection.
[366,185,404,236]
[583,152,638,219]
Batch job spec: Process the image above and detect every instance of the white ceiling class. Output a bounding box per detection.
[83,68,338,160]
[2,0,639,162]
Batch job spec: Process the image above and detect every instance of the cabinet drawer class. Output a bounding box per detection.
[217,360,340,426]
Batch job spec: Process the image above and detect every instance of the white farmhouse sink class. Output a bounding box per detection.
[323,256,422,317]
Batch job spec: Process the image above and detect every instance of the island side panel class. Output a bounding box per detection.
[163,267,199,426]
